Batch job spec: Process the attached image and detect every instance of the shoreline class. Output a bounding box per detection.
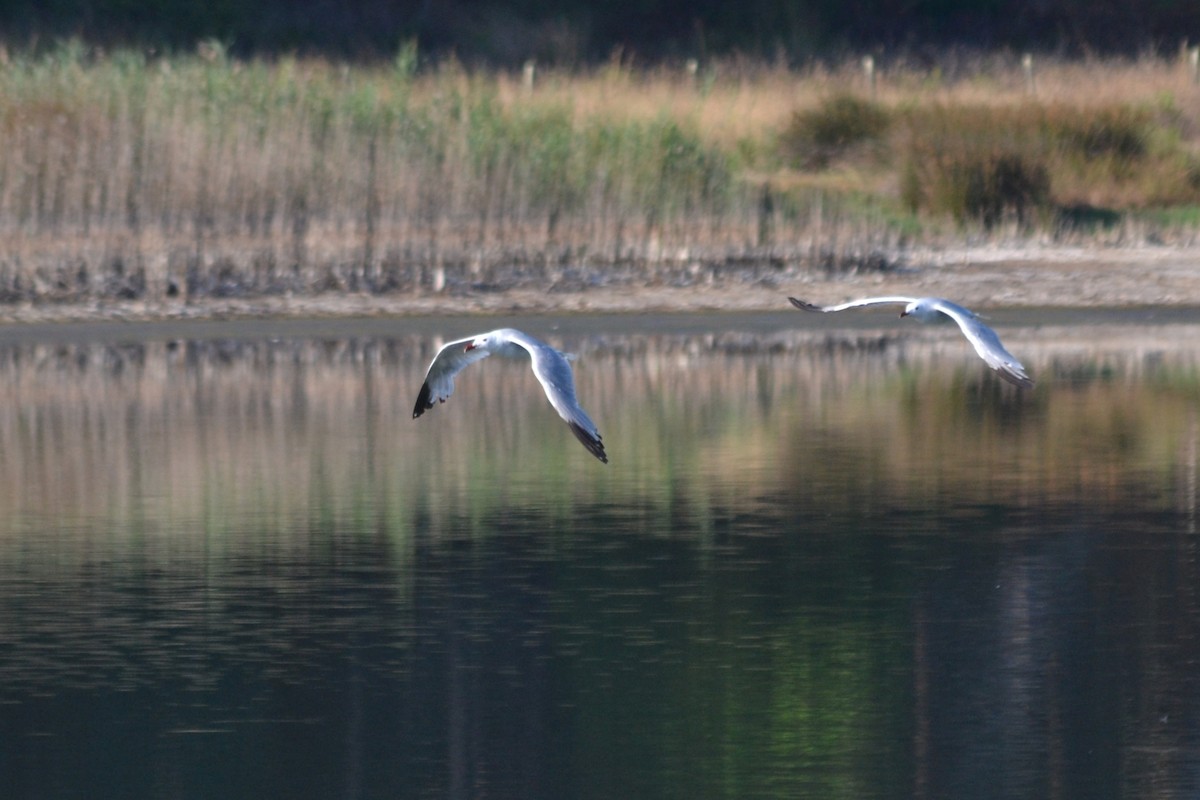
[0,245,1198,324]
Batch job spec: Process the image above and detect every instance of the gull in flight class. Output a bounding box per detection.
[789,296,1034,388]
[413,328,608,463]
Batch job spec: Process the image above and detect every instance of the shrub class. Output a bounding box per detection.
[952,152,1050,226]
[1054,105,1149,162]
[900,104,1058,226]
[780,94,891,170]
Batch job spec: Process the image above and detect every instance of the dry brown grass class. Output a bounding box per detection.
[1,47,1200,306]
[523,54,1200,145]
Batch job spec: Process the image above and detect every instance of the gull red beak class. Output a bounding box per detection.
[464,342,476,351]
[899,310,908,318]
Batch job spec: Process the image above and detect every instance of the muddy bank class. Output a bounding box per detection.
[0,245,1197,324]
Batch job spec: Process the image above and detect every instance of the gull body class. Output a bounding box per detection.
[789,296,1034,389]
[413,328,608,463]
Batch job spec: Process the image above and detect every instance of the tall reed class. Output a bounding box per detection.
[0,47,795,303]
[1,45,1199,305]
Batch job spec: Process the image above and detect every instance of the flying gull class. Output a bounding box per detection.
[789,296,1034,388]
[413,328,608,462]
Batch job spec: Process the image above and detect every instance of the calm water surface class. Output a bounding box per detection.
[0,311,1198,799]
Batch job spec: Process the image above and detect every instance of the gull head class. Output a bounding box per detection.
[900,298,938,323]
[464,334,489,352]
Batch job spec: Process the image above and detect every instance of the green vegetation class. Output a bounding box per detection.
[0,45,766,303]
[780,94,892,169]
[799,97,1200,229]
[897,104,1056,226]
[1,44,1200,304]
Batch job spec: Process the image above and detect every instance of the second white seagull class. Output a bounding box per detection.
[413,328,608,463]
[789,296,1034,389]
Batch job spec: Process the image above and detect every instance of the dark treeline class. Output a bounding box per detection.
[3,0,1200,64]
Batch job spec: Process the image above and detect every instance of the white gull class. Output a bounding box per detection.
[789,296,1034,389]
[413,328,608,463]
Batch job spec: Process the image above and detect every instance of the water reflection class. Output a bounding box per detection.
[0,315,1197,799]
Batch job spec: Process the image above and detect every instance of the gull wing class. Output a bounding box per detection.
[411,335,494,418]
[414,329,609,463]
[789,296,917,313]
[929,300,1035,389]
[515,334,608,464]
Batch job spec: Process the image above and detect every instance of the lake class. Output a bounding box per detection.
[0,310,1197,799]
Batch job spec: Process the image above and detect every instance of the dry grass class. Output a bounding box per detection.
[1,45,1200,305]
[528,54,1200,144]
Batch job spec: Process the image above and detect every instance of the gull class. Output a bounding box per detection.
[413,328,608,463]
[789,296,1034,388]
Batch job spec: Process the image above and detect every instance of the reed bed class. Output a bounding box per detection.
[2,45,1200,305]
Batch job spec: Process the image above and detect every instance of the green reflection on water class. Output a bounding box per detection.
[531,514,914,800]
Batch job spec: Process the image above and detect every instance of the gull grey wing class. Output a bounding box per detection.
[412,336,494,418]
[933,303,1035,389]
[789,296,917,313]
[525,341,608,464]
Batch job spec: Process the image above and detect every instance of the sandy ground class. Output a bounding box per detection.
[1,244,1198,324]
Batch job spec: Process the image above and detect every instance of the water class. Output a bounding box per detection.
[0,311,1198,799]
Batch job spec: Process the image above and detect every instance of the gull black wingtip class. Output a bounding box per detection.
[788,297,821,312]
[569,422,608,464]
[412,382,433,419]
[1007,371,1036,390]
